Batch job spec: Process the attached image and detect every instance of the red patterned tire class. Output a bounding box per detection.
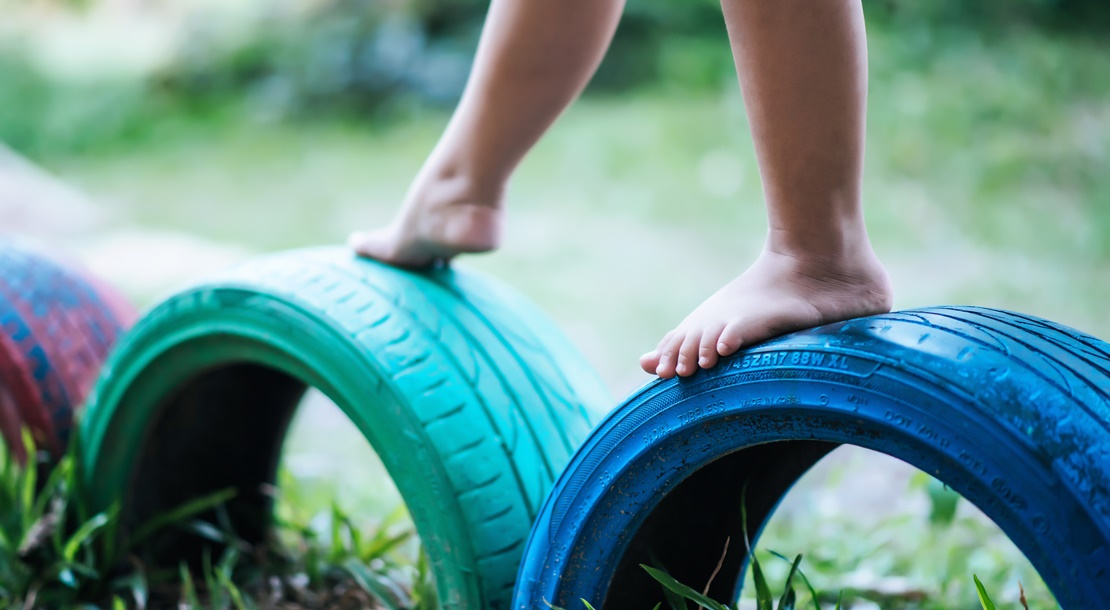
[0,239,135,461]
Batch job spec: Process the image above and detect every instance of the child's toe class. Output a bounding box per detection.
[717,320,746,357]
[676,332,702,377]
[655,334,684,378]
[699,323,726,369]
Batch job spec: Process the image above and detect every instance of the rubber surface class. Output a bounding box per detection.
[514,306,1110,609]
[0,239,135,460]
[79,246,611,610]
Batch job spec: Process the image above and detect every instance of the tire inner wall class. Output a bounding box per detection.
[127,363,307,564]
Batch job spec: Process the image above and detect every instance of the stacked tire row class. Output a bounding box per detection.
[6,242,1107,608]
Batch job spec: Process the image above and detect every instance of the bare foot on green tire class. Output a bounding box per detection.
[350,172,504,268]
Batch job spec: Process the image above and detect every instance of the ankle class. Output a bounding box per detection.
[764,222,876,266]
[412,155,507,211]
[761,232,890,293]
[755,243,894,316]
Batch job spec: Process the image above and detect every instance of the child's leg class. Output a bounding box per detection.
[350,0,624,266]
[641,0,893,378]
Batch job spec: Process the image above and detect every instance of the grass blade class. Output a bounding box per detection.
[666,588,692,610]
[645,555,689,610]
[344,558,408,610]
[641,565,730,610]
[217,545,241,579]
[67,561,100,580]
[781,588,796,610]
[750,554,773,610]
[99,501,121,568]
[973,575,997,610]
[330,502,345,563]
[768,550,822,610]
[739,484,771,610]
[360,528,414,563]
[776,554,803,610]
[339,508,363,557]
[179,563,201,608]
[29,458,68,529]
[203,547,221,608]
[182,519,230,545]
[216,567,250,610]
[129,487,237,548]
[63,513,110,562]
[19,430,37,533]
[740,484,752,555]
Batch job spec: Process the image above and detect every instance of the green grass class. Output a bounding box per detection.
[743,462,1055,609]
[0,431,241,608]
[0,430,427,609]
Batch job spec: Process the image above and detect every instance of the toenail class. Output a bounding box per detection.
[699,356,708,366]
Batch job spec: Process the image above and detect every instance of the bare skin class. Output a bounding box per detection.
[353,0,893,377]
[349,0,624,266]
[641,0,893,377]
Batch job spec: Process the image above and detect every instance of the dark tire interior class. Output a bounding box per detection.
[603,440,838,609]
[126,363,307,565]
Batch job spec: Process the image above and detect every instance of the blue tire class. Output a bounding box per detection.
[514,306,1110,609]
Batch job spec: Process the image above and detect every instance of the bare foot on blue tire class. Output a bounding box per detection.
[640,245,893,379]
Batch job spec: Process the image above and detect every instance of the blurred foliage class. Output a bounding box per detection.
[160,0,474,117]
[0,0,1107,159]
[868,0,1110,30]
[0,50,164,158]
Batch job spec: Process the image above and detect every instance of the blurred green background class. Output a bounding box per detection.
[3,0,1108,607]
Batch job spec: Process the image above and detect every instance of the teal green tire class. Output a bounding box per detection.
[79,247,611,609]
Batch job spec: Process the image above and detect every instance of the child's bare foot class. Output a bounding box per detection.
[350,170,505,268]
[640,244,893,379]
